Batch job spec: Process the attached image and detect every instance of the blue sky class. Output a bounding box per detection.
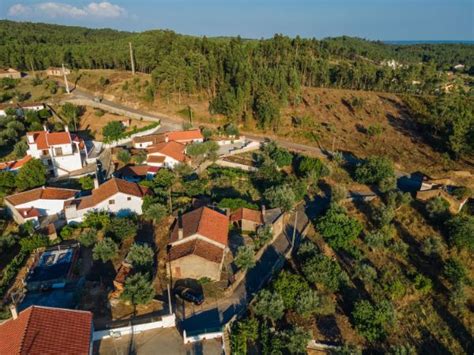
[1,0,473,40]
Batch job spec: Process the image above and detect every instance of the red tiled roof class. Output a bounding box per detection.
[0,305,92,355]
[116,164,150,177]
[5,187,79,206]
[133,133,166,145]
[147,166,160,173]
[0,155,32,171]
[27,130,71,149]
[230,207,263,224]
[10,155,32,170]
[170,207,229,246]
[169,238,225,264]
[17,207,41,218]
[67,178,151,211]
[147,156,166,164]
[147,141,186,162]
[165,129,203,143]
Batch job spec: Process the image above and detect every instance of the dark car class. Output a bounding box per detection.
[174,286,204,305]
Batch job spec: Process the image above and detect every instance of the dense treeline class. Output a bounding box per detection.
[1,20,473,142]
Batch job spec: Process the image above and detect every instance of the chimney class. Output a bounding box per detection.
[93,176,100,189]
[64,125,69,133]
[43,124,48,132]
[9,304,18,320]
[261,205,266,218]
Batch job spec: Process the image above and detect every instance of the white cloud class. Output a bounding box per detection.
[7,2,127,19]
[85,2,126,18]
[7,4,32,16]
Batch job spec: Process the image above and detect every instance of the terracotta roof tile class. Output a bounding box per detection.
[165,129,203,143]
[169,239,224,264]
[27,130,71,150]
[147,141,186,162]
[10,155,32,170]
[68,178,151,211]
[5,187,79,206]
[230,207,263,224]
[16,207,41,218]
[133,133,166,145]
[170,207,229,246]
[0,305,92,355]
[147,156,166,164]
[115,164,150,177]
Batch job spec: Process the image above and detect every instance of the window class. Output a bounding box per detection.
[127,197,131,201]
[54,147,63,156]
[109,199,115,205]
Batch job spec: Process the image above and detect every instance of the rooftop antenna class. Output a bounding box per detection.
[62,63,70,94]
[129,42,135,75]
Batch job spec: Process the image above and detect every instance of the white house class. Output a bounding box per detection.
[4,186,79,226]
[26,126,89,177]
[133,129,203,149]
[64,178,151,223]
[146,141,187,168]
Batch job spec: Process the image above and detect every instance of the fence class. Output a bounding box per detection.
[92,314,176,341]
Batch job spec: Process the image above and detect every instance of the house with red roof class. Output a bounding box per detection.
[4,186,79,226]
[26,126,89,177]
[230,206,285,236]
[133,129,203,149]
[64,178,151,223]
[168,206,229,281]
[0,305,93,355]
[146,141,187,168]
[0,155,32,172]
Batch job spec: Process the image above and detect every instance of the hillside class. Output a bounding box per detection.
[66,69,472,174]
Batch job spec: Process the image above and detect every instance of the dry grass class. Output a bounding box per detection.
[69,69,473,176]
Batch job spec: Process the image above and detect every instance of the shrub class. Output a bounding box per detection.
[413,274,432,294]
[273,271,309,309]
[144,203,168,223]
[78,176,94,190]
[352,300,395,341]
[443,257,468,287]
[234,245,255,270]
[253,289,285,323]
[264,184,296,212]
[83,211,111,229]
[317,204,363,250]
[79,229,97,247]
[296,156,328,178]
[121,272,155,305]
[354,156,395,187]
[15,158,46,191]
[253,224,272,250]
[107,217,137,241]
[117,149,131,164]
[302,252,348,291]
[217,198,258,211]
[446,215,474,251]
[128,243,154,268]
[421,236,443,256]
[426,196,450,220]
[102,121,124,142]
[92,238,118,262]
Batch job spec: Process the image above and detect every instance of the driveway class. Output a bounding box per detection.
[94,327,222,355]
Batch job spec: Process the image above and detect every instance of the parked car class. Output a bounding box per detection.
[174,286,204,305]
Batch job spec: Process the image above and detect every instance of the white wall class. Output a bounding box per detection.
[147,153,180,168]
[93,314,176,341]
[183,329,223,344]
[16,198,72,216]
[66,192,144,223]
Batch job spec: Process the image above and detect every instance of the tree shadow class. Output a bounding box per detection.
[315,315,343,343]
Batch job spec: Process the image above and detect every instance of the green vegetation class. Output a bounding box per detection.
[92,238,118,262]
[121,272,155,306]
[234,245,255,270]
[15,158,46,191]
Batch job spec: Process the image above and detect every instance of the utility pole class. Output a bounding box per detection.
[167,284,173,315]
[62,63,70,94]
[129,42,135,75]
[290,210,298,256]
